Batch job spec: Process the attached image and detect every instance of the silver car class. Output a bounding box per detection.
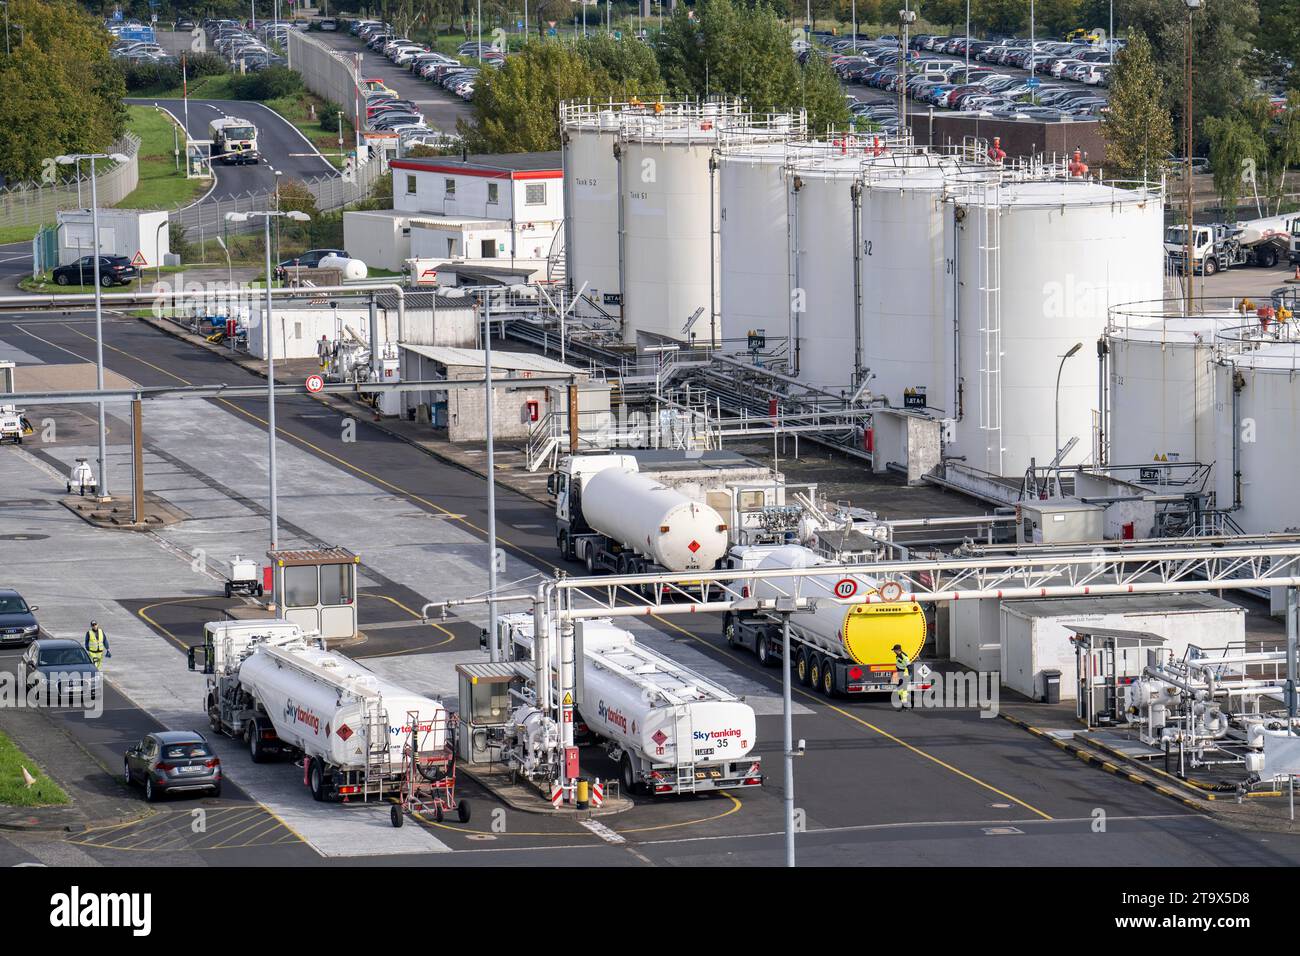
[18,639,100,705]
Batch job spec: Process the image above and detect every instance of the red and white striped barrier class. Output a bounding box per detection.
[550,783,563,809]
[590,778,604,808]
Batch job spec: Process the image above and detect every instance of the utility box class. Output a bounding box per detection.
[57,208,170,268]
[1015,499,1105,545]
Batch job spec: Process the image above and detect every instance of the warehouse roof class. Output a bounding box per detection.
[399,344,589,377]
[1004,592,1241,618]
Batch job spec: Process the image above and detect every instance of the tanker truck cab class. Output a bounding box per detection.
[722,544,929,696]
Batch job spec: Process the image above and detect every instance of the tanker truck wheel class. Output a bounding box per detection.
[248,726,264,764]
[809,655,823,692]
[390,803,404,828]
[621,754,642,796]
[584,548,595,575]
[457,799,471,823]
[820,662,836,698]
[796,649,812,686]
[756,636,774,667]
[308,759,326,802]
[724,614,737,647]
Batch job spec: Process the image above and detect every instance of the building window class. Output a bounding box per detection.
[525,182,546,205]
[480,239,496,258]
[320,564,354,606]
[283,566,318,608]
[445,178,456,197]
[487,182,499,204]
[406,174,417,195]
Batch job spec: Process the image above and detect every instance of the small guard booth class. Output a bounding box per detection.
[266,547,359,641]
[456,661,525,765]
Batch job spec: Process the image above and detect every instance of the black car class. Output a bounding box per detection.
[0,588,39,646]
[275,248,349,279]
[176,18,195,30]
[51,255,138,287]
[124,731,223,802]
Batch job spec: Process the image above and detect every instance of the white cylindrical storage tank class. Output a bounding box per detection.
[620,122,720,345]
[950,178,1165,475]
[582,467,728,571]
[718,141,789,352]
[860,153,988,412]
[1105,303,1243,469]
[1213,338,1300,535]
[318,255,368,280]
[563,104,623,321]
[789,152,862,389]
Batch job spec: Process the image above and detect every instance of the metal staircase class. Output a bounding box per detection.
[545,225,566,285]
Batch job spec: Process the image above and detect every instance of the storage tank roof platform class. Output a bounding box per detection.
[1220,340,1300,370]
[979,178,1160,207]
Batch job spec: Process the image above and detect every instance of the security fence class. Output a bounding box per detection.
[0,133,141,233]
[289,29,365,159]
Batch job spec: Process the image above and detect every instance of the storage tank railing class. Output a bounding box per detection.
[1107,297,1293,340]
[559,97,745,129]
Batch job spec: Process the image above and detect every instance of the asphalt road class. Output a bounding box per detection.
[6,310,1300,868]
[127,97,338,199]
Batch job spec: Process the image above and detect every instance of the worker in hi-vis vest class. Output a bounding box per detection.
[893,643,911,706]
[85,620,111,670]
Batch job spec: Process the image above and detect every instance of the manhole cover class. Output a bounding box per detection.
[0,533,49,541]
[466,833,497,841]
[982,826,1024,836]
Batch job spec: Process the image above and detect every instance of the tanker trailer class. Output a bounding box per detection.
[723,544,928,697]
[501,613,762,796]
[556,462,729,584]
[190,619,456,805]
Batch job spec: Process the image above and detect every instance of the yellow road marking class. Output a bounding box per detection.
[653,615,1054,822]
[356,592,456,656]
[615,793,743,834]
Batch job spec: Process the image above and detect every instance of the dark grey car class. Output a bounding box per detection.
[0,588,40,646]
[18,639,99,704]
[124,731,223,802]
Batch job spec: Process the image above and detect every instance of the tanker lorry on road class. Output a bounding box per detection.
[500,613,763,796]
[189,619,460,809]
[722,544,929,697]
[548,450,791,585]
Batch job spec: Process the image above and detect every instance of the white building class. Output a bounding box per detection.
[57,208,170,267]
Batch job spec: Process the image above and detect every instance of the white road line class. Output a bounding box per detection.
[579,819,627,845]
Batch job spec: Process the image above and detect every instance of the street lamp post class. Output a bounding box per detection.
[225,209,311,550]
[1054,342,1083,472]
[57,152,130,501]
[1183,0,1203,312]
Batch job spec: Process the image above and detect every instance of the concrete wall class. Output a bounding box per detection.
[410,221,513,261]
[288,31,364,159]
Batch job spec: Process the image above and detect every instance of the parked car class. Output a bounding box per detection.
[123,731,223,802]
[18,639,99,703]
[0,588,39,646]
[52,255,138,287]
[276,248,350,280]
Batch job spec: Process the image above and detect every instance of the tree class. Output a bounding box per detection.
[1204,94,1300,218]
[1100,32,1173,180]
[0,0,126,183]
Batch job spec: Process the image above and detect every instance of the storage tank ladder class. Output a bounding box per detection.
[361,698,392,801]
[976,181,1004,474]
[672,707,697,793]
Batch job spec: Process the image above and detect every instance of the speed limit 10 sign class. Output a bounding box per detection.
[833,578,858,599]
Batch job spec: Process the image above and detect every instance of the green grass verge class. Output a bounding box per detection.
[0,729,69,807]
[263,92,356,170]
[0,224,42,244]
[119,105,213,210]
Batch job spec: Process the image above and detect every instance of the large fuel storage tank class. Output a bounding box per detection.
[1104,301,1244,469]
[787,150,865,389]
[1212,336,1300,535]
[948,177,1165,475]
[617,108,801,346]
[562,102,625,321]
[859,151,992,413]
[718,141,789,352]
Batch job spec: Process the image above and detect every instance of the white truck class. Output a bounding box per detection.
[188,619,459,807]
[722,544,929,697]
[548,450,789,582]
[500,613,763,796]
[208,116,260,165]
[1165,215,1300,275]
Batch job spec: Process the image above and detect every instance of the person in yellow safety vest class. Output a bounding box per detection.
[893,643,911,707]
[85,620,111,670]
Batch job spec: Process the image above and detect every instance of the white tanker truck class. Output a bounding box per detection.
[189,619,461,810]
[723,544,929,697]
[500,613,762,796]
[549,451,785,585]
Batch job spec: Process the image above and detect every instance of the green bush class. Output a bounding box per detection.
[120,61,182,93]
[319,104,343,132]
[229,66,303,101]
[187,52,229,78]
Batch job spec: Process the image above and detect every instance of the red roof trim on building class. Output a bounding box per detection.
[389,160,562,180]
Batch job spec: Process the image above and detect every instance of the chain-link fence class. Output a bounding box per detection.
[0,133,141,232]
[289,30,365,161]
